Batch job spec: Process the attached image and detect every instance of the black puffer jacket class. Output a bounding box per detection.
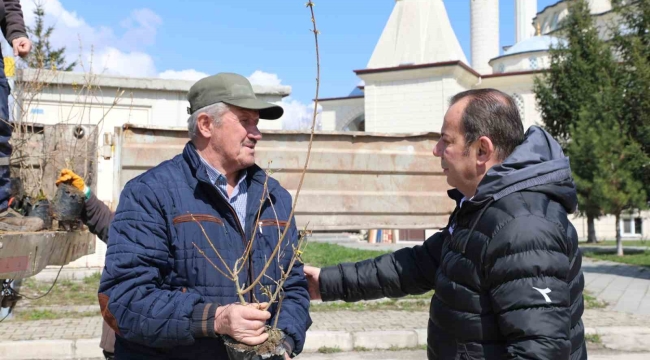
[319,126,586,360]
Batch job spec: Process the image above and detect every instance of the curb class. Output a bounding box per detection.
[303,329,426,352]
[0,329,428,360]
[2,327,650,359]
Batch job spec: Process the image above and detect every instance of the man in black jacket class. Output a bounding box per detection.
[305,89,586,360]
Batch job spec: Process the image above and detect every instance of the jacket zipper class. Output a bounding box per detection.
[209,184,256,304]
[225,203,254,304]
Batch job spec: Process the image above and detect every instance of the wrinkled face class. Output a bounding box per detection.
[210,106,262,172]
[433,99,479,197]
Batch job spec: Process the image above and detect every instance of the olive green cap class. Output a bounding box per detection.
[187,72,283,120]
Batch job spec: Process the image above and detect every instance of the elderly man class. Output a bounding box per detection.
[99,73,311,359]
[305,89,586,360]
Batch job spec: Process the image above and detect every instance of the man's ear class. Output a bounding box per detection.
[476,136,496,165]
[196,113,213,138]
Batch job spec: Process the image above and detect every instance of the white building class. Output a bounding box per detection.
[319,0,648,241]
[14,68,291,268]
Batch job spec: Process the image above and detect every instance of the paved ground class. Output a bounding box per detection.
[294,350,650,360]
[582,257,650,314]
[4,308,650,342]
[29,351,650,360]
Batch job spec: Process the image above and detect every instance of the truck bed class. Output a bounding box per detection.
[0,231,95,280]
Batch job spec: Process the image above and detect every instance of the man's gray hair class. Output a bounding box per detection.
[187,102,230,140]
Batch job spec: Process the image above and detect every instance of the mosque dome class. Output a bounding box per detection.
[503,35,565,56]
[489,35,566,74]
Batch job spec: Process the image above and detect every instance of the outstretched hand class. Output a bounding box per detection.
[303,265,321,300]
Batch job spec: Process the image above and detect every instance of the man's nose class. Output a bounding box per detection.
[433,141,442,157]
[249,126,262,140]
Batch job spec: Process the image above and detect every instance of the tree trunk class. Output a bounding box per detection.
[587,215,598,243]
[616,214,624,256]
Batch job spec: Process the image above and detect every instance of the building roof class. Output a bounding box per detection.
[502,35,565,56]
[14,68,292,97]
[366,0,468,69]
[354,60,479,77]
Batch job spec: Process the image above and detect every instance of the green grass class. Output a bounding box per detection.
[580,240,649,247]
[388,345,427,351]
[351,345,427,352]
[318,346,342,354]
[311,298,431,312]
[584,292,607,309]
[17,273,101,307]
[585,334,602,344]
[302,242,390,268]
[583,251,650,268]
[12,309,99,321]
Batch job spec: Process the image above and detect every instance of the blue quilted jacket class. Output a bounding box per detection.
[98,141,312,359]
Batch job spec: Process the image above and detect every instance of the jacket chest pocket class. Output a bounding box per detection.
[172,213,232,255]
[256,219,290,251]
[257,219,288,235]
[255,219,292,281]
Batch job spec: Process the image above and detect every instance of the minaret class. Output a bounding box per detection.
[470,0,499,74]
[515,0,538,43]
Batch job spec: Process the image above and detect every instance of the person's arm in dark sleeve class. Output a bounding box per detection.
[1,0,27,44]
[81,192,114,243]
[319,230,445,302]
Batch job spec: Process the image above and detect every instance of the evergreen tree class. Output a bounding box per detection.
[26,3,76,71]
[569,86,648,256]
[610,0,650,203]
[533,0,617,243]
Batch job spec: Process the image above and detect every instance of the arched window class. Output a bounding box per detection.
[551,12,560,30]
[512,93,525,122]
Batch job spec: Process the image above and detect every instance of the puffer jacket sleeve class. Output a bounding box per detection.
[485,215,572,360]
[272,214,312,358]
[98,181,218,348]
[319,230,444,302]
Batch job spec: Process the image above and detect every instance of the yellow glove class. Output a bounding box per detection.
[56,169,86,192]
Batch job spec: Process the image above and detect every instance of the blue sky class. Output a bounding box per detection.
[15,0,559,127]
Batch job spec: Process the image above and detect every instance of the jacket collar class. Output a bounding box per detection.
[182,141,278,237]
[183,141,269,188]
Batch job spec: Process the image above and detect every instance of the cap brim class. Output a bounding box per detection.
[225,98,284,120]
